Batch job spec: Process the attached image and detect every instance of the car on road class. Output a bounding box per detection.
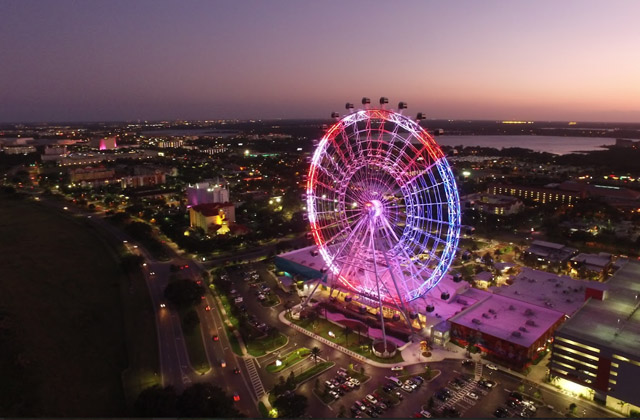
[204,305,211,311]
[462,359,474,367]
[391,365,403,371]
[486,363,499,371]
[233,367,240,374]
[159,302,166,308]
[212,334,219,341]
[479,379,496,388]
[233,393,240,402]
[467,391,479,400]
[419,410,432,418]
[219,360,226,367]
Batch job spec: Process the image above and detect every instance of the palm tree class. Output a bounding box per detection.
[311,346,321,365]
[343,326,353,347]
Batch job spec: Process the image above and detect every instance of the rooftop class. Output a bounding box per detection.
[449,292,565,348]
[490,267,595,316]
[555,260,640,359]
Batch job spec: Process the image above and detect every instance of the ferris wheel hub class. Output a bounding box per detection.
[365,199,384,218]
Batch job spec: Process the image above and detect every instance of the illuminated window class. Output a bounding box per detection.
[554,344,599,361]
[613,355,640,367]
[554,353,598,369]
[556,337,600,353]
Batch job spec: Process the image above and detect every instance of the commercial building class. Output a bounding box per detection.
[549,260,640,415]
[463,193,524,215]
[523,240,578,265]
[186,181,229,207]
[89,137,117,150]
[189,202,235,234]
[449,293,565,369]
[69,166,116,185]
[488,184,583,205]
[121,169,166,188]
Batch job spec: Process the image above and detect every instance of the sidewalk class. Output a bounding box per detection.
[278,310,465,368]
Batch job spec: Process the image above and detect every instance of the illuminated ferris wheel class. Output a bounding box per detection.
[306,98,461,316]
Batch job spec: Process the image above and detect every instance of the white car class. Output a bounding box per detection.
[329,390,340,399]
[486,363,499,371]
[467,392,479,400]
[349,378,361,387]
[405,380,418,390]
[365,394,378,404]
[420,410,432,418]
[401,383,414,393]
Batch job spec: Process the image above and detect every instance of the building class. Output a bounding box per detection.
[488,184,583,205]
[189,202,235,234]
[449,293,565,369]
[570,253,613,281]
[186,181,229,207]
[121,169,166,188]
[549,260,640,414]
[69,166,116,185]
[463,193,524,215]
[89,137,117,150]
[523,240,578,265]
[2,145,37,154]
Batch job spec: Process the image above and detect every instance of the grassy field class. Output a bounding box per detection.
[288,315,405,364]
[182,319,210,373]
[0,194,158,416]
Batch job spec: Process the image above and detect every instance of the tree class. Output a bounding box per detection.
[338,405,346,418]
[343,326,353,347]
[273,393,308,418]
[163,279,205,309]
[176,383,243,418]
[569,403,577,414]
[182,309,200,333]
[134,385,178,417]
[311,346,321,365]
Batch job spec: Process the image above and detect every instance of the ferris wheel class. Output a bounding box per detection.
[306,98,461,313]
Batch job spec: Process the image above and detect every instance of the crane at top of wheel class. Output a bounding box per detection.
[303,97,461,346]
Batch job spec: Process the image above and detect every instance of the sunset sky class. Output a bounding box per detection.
[2,0,639,123]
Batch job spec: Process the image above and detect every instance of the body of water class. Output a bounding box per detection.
[434,135,615,155]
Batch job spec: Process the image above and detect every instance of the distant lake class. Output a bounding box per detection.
[433,135,615,155]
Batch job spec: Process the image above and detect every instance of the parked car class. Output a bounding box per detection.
[365,394,378,404]
[420,410,432,418]
[467,391,479,400]
[486,363,498,371]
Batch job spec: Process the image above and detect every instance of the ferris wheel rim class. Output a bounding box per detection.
[306,107,460,304]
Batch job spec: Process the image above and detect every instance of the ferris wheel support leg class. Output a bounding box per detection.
[380,248,418,336]
[368,221,391,352]
[301,275,324,308]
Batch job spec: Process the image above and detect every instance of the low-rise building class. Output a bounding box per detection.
[463,193,524,215]
[189,202,235,234]
[549,260,640,414]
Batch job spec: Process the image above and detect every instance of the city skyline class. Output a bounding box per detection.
[2,0,640,123]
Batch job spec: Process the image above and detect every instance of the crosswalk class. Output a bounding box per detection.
[244,358,266,399]
[436,379,491,416]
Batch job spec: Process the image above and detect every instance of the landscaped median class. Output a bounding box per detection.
[266,348,311,374]
[285,313,404,364]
